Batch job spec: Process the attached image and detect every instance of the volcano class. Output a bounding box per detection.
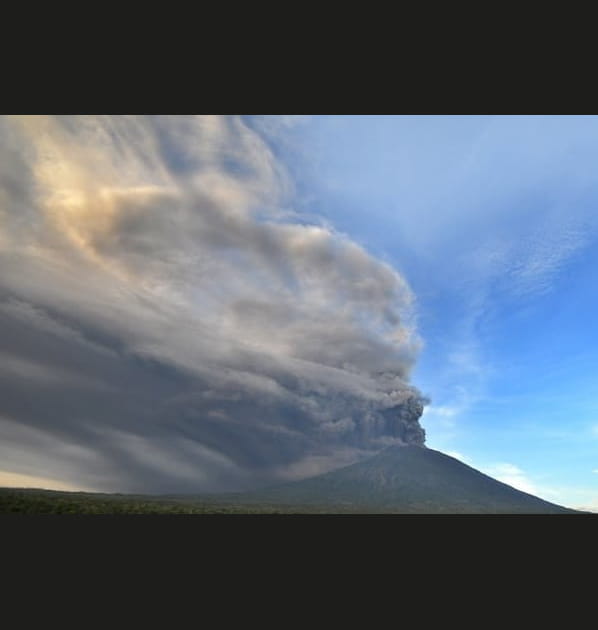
[233,445,574,513]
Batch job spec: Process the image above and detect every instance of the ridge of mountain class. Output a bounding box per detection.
[229,445,574,513]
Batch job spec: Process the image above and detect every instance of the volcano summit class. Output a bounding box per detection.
[226,445,574,513]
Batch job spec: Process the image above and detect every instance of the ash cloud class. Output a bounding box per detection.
[0,115,427,492]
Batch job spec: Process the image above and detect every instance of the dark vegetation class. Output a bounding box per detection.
[0,488,297,514]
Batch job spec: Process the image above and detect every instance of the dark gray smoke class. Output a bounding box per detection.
[0,115,427,492]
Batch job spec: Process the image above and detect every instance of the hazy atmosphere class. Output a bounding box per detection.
[1,115,597,511]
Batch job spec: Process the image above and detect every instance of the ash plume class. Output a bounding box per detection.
[0,115,427,492]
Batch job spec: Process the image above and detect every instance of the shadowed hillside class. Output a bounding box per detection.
[228,445,575,513]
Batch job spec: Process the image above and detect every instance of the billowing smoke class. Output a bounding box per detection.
[0,115,427,492]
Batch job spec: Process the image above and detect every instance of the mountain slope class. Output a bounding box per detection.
[235,445,573,513]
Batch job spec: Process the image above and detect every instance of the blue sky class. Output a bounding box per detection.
[252,115,598,509]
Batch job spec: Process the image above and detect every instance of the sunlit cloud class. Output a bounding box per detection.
[444,450,470,464]
[0,470,86,492]
[483,463,539,496]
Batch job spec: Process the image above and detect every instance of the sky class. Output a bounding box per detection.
[1,115,597,510]
[262,114,598,510]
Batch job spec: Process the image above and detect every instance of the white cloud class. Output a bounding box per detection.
[483,462,539,496]
[442,451,598,510]
[420,385,475,432]
[444,450,469,464]
[423,405,458,418]
[0,469,86,492]
[421,405,461,431]
[501,221,590,299]
[445,456,542,497]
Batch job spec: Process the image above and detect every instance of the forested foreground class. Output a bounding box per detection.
[0,488,298,514]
